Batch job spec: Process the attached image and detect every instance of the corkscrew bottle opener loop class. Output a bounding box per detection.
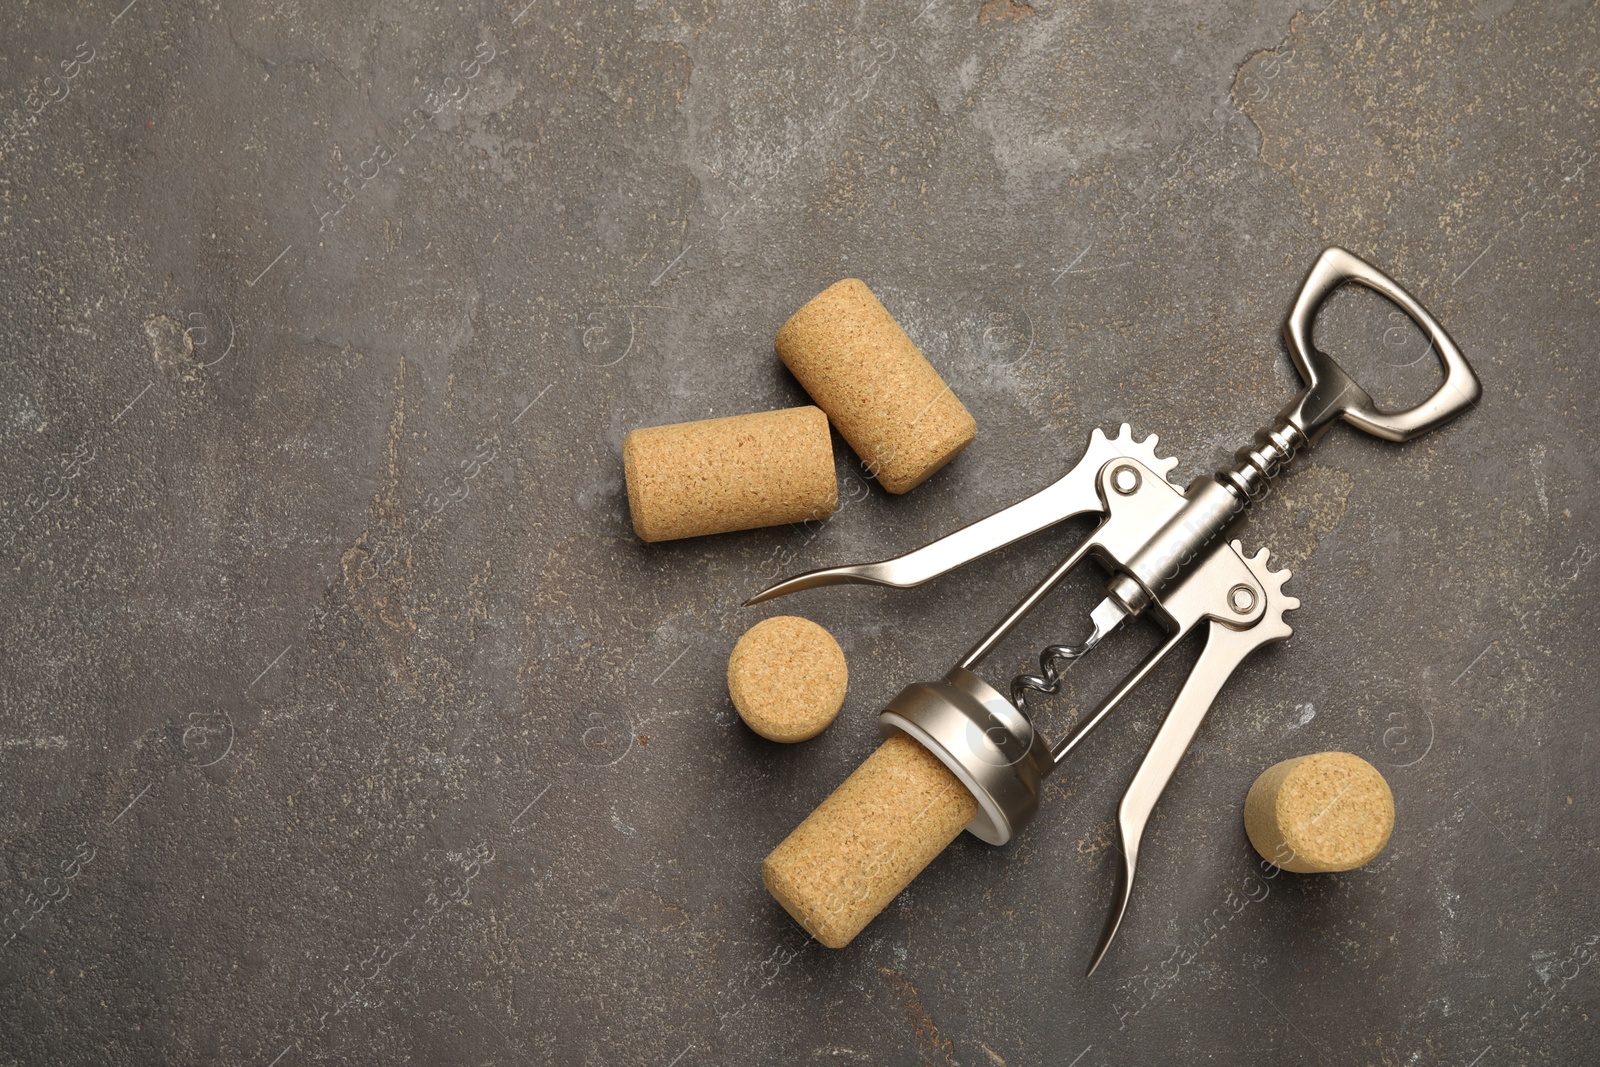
[750,247,1481,973]
[1283,246,1481,444]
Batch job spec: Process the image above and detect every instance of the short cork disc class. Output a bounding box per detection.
[727,616,848,743]
[1245,752,1395,873]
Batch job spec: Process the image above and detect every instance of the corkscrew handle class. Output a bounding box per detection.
[1222,246,1483,505]
[1281,246,1481,443]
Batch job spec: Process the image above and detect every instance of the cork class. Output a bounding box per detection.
[1243,752,1395,873]
[622,406,837,542]
[762,732,977,948]
[775,279,977,494]
[728,616,848,743]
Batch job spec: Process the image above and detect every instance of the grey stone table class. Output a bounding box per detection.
[1,0,1595,1063]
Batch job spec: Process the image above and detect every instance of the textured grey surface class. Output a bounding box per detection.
[1,0,1596,1063]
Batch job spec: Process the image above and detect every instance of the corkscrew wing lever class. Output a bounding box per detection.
[1085,545,1298,975]
[745,424,1176,605]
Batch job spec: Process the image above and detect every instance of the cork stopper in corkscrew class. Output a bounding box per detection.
[762,732,977,948]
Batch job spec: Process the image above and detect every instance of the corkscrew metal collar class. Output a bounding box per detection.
[749,248,1482,973]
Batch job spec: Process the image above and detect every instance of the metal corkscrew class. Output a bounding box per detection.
[749,247,1481,973]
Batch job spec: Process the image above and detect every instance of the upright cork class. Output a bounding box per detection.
[728,616,849,743]
[1244,752,1395,873]
[623,406,837,542]
[776,279,977,494]
[762,732,977,948]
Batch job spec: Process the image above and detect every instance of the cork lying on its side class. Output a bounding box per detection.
[1244,751,1395,873]
[623,406,837,543]
[728,616,848,743]
[762,732,977,948]
[776,279,976,494]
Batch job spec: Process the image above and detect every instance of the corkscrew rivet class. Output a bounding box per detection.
[1111,464,1142,495]
[1228,584,1257,614]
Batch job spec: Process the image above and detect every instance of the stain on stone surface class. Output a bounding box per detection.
[878,966,958,1066]
[979,0,1037,25]
[1246,464,1355,569]
[1235,2,1597,270]
[144,314,207,390]
[1233,12,1400,245]
[144,314,191,369]
[1076,818,1117,860]
[339,360,419,688]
